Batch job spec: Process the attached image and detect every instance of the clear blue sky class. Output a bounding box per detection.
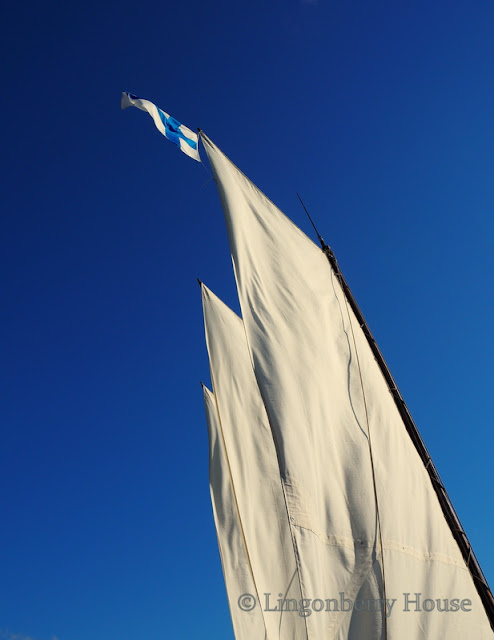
[2,1,493,638]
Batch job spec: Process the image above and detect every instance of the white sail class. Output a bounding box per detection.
[203,384,266,639]
[202,284,308,640]
[201,133,493,639]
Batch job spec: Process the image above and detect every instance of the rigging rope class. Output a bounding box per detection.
[297,194,389,636]
[336,260,390,640]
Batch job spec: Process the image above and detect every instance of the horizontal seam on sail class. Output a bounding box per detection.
[290,523,465,567]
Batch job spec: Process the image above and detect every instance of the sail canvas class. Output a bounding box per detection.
[202,284,308,639]
[203,384,266,639]
[200,132,493,639]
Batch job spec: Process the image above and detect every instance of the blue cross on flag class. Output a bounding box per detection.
[121,92,200,162]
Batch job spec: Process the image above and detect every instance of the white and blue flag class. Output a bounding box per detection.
[121,92,200,162]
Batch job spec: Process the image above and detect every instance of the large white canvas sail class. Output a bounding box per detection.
[201,133,493,639]
[203,384,266,639]
[202,284,308,640]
